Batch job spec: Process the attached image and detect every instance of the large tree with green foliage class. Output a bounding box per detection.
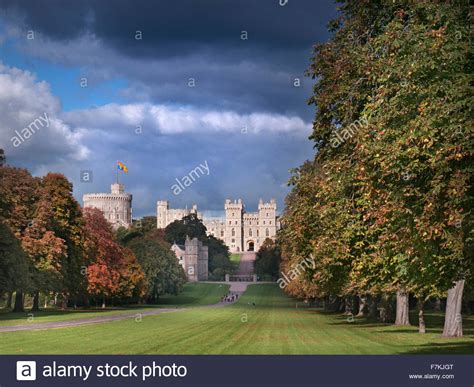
[280,0,472,336]
[255,238,282,280]
[120,229,186,302]
[163,214,232,279]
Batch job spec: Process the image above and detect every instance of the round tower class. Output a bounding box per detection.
[83,183,132,229]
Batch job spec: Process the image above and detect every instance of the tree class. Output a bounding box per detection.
[255,238,281,280]
[0,222,29,300]
[0,165,39,311]
[164,213,207,244]
[280,0,471,336]
[126,230,186,302]
[163,214,233,279]
[84,207,144,307]
[207,235,232,279]
[39,173,87,307]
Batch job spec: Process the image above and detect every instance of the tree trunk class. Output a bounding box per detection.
[6,292,13,309]
[357,295,368,317]
[442,280,464,338]
[13,291,24,312]
[417,298,426,334]
[434,297,441,312]
[61,293,68,309]
[31,291,40,312]
[102,298,106,309]
[379,294,395,323]
[395,290,410,326]
[368,295,378,319]
[344,297,352,315]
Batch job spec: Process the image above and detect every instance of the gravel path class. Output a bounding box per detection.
[0,254,263,333]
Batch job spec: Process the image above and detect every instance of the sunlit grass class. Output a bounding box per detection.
[0,284,472,354]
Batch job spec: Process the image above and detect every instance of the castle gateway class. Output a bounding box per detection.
[157,198,278,253]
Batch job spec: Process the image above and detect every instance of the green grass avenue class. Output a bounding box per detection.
[0,284,472,354]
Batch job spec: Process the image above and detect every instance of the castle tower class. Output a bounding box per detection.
[225,199,244,252]
[111,183,124,194]
[83,183,133,229]
[156,200,170,229]
[185,236,198,282]
[258,198,277,244]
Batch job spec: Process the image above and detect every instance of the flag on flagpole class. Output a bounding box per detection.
[117,161,128,173]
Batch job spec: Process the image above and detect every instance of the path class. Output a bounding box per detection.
[0,253,261,333]
[0,308,185,333]
[237,252,256,276]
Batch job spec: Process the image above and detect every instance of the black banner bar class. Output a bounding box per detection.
[1,355,472,387]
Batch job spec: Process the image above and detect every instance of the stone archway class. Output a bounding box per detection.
[247,241,255,252]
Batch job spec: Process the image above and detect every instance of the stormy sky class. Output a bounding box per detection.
[0,0,338,217]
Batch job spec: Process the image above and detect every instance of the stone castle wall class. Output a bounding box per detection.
[83,183,132,229]
[171,236,208,281]
[158,198,278,252]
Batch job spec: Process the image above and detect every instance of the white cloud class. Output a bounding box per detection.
[63,103,311,135]
[0,62,90,164]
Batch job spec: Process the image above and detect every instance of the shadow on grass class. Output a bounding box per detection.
[319,310,474,333]
[402,341,474,355]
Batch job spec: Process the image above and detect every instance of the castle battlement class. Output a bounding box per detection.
[83,193,132,201]
[83,183,133,229]
[158,198,278,253]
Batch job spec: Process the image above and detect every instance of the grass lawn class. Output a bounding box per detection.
[0,283,228,327]
[230,253,242,270]
[155,282,230,306]
[0,284,473,354]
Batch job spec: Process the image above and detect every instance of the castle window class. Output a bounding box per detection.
[249,229,252,237]
[229,221,231,225]
[263,220,265,225]
[232,212,234,216]
[269,221,272,225]
[235,221,237,225]
[266,228,269,237]
[221,230,224,237]
[232,239,235,243]
[232,228,235,237]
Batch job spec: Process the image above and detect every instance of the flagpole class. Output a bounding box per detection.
[116,161,119,184]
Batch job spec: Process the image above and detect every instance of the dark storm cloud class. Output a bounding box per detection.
[0,1,337,216]
[0,0,338,117]
[0,0,336,53]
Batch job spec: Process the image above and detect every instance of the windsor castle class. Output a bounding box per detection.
[157,198,278,253]
[83,183,278,253]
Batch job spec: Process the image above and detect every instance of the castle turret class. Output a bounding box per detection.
[225,198,244,252]
[258,198,277,242]
[156,200,170,229]
[83,183,133,229]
